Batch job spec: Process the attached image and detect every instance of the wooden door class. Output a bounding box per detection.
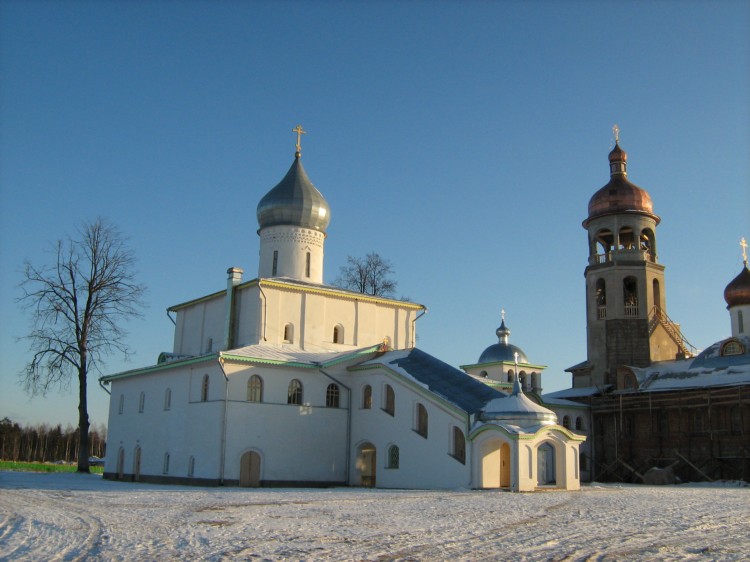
[240,451,261,487]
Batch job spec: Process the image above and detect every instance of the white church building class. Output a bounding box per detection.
[101,132,584,491]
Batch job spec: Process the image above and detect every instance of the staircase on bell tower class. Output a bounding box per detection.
[575,127,695,389]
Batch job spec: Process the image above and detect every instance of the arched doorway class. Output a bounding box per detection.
[356,442,376,487]
[240,451,261,487]
[133,446,141,482]
[537,442,556,486]
[500,442,511,488]
[479,437,506,488]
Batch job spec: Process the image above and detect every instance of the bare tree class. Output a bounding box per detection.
[18,218,146,472]
[333,252,398,297]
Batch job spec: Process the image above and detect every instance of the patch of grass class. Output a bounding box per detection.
[0,461,104,474]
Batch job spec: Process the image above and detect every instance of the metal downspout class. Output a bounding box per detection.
[318,367,352,484]
[218,357,229,486]
[98,380,111,395]
[411,307,427,348]
[258,282,268,341]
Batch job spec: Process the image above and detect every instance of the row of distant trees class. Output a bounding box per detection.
[0,417,106,463]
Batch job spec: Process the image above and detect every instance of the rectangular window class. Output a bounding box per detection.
[272,250,278,276]
[305,252,311,277]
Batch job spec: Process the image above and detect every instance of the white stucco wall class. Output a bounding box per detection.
[348,371,471,489]
[221,363,349,484]
[173,297,226,356]
[104,361,225,482]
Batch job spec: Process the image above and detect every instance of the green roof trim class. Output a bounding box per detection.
[219,344,385,370]
[469,423,586,442]
[100,353,218,383]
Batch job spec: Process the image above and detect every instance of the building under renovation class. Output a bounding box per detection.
[546,138,750,483]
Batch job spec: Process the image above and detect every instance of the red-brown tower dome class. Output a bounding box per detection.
[724,264,750,308]
[584,142,660,228]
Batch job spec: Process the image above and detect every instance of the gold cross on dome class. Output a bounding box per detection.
[292,124,306,154]
[741,237,748,265]
[613,124,620,144]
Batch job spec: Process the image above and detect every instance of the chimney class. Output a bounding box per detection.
[224,267,243,350]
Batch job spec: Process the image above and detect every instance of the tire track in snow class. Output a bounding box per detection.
[0,489,104,561]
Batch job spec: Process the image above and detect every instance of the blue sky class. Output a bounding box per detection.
[1,1,748,428]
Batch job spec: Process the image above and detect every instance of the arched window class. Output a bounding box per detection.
[116,447,125,479]
[721,340,745,356]
[118,394,124,415]
[283,323,294,343]
[596,278,607,319]
[201,374,210,402]
[163,452,170,475]
[415,403,428,438]
[247,375,263,402]
[452,427,466,464]
[507,369,514,383]
[326,383,340,408]
[188,456,195,478]
[575,416,584,431]
[595,228,615,260]
[287,379,303,405]
[562,415,571,429]
[305,251,311,278]
[272,250,278,276]
[138,392,145,413]
[624,277,638,317]
[739,310,745,334]
[205,337,213,354]
[652,279,661,311]
[362,385,372,409]
[519,371,528,391]
[387,445,400,469]
[618,226,635,250]
[383,384,395,416]
[333,324,344,344]
[640,228,656,260]
[164,388,172,411]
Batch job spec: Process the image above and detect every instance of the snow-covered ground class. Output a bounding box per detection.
[1,472,748,561]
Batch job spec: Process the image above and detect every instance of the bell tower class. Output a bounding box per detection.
[575,128,692,388]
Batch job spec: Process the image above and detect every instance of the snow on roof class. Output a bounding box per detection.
[358,348,505,415]
[632,360,750,392]
[544,386,609,399]
[541,395,590,408]
[221,343,382,368]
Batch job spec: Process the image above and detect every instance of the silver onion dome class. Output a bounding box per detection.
[257,153,331,233]
[478,316,530,364]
